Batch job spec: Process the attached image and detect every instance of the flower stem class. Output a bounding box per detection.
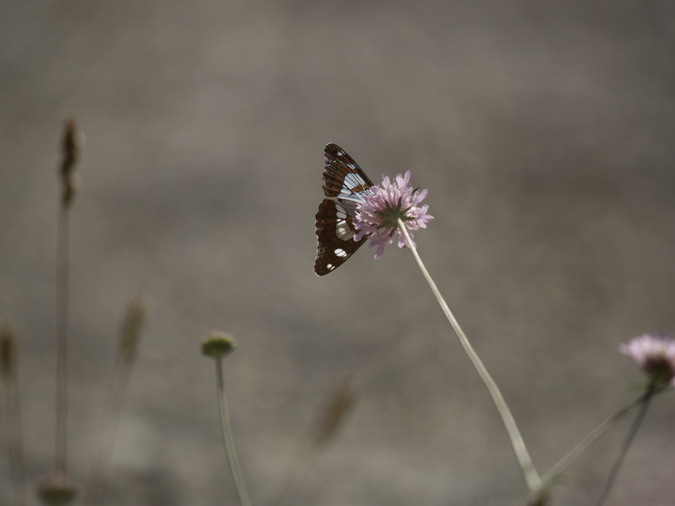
[214,358,252,506]
[595,382,656,506]
[397,220,540,491]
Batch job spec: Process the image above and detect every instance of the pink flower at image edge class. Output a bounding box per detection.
[620,334,675,386]
[354,171,434,259]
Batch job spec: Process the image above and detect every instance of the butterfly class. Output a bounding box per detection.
[314,143,375,276]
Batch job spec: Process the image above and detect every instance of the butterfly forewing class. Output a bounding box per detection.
[322,143,374,200]
[314,144,374,276]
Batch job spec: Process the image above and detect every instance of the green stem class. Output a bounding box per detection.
[398,220,540,491]
[215,358,252,506]
[595,382,656,506]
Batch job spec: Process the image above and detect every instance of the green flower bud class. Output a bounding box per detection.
[201,331,237,359]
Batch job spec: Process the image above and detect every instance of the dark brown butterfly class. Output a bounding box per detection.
[314,144,374,275]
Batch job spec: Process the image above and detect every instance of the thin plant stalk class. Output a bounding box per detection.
[54,117,81,478]
[2,324,26,506]
[4,383,26,506]
[595,382,656,506]
[83,364,132,506]
[84,296,144,505]
[274,381,356,506]
[215,358,252,506]
[273,444,316,506]
[397,219,541,492]
[55,202,70,475]
[540,393,646,490]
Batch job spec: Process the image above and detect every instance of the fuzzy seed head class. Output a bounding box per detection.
[119,296,146,363]
[59,117,84,207]
[313,380,358,446]
[0,322,17,384]
[38,472,76,506]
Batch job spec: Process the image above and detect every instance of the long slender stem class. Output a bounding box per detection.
[398,220,540,491]
[2,323,26,506]
[84,296,145,506]
[55,203,70,474]
[215,358,252,506]
[3,378,26,505]
[83,362,131,506]
[273,445,315,506]
[540,393,645,489]
[595,383,655,506]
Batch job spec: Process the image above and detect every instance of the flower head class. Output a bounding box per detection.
[201,331,238,359]
[620,334,675,387]
[354,170,433,258]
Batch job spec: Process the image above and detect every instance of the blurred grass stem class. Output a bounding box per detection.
[54,117,81,477]
[595,381,656,506]
[398,219,541,492]
[55,203,70,475]
[540,392,647,491]
[214,357,252,506]
[1,323,26,506]
[273,445,315,506]
[84,297,145,506]
[274,381,356,506]
[83,365,132,506]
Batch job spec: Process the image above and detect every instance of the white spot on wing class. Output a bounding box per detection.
[334,248,348,258]
[336,221,354,240]
[335,199,359,215]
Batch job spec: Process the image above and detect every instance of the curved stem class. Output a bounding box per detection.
[398,220,540,491]
[215,358,252,506]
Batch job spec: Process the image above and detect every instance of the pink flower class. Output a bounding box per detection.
[620,334,675,387]
[354,170,433,259]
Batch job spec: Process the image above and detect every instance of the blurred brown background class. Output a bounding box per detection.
[1,1,674,505]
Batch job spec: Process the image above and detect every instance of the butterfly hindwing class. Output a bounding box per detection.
[314,199,366,276]
[314,144,374,276]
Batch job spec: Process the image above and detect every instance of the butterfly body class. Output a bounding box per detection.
[314,144,374,276]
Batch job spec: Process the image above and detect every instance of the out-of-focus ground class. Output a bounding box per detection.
[1,1,674,505]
